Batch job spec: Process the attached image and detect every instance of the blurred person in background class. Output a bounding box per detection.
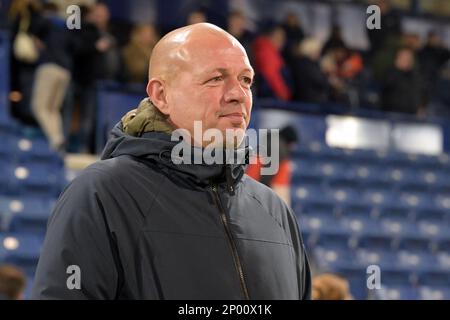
[122,24,159,84]
[321,45,363,104]
[418,31,450,108]
[0,265,26,300]
[402,33,422,53]
[322,25,345,56]
[367,0,402,58]
[71,3,119,153]
[312,273,353,300]
[369,0,403,82]
[382,46,425,116]
[252,23,292,101]
[246,125,299,206]
[91,2,121,81]
[281,12,305,67]
[226,10,254,64]
[186,9,207,25]
[7,0,43,125]
[291,38,330,104]
[30,2,73,153]
[321,45,363,82]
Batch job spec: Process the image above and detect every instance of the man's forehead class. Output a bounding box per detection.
[184,43,252,72]
[149,23,252,79]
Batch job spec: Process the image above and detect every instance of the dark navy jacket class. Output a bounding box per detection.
[32,123,311,299]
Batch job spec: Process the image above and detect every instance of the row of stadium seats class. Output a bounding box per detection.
[301,215,450,243]
[292,141,450,299]
[0,119,62,298]
[292,160,450,193]
[293,142,450,170]
[0,196,55,233]
[294,183,450,211]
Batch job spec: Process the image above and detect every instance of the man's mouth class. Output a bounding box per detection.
[220,112,246,122]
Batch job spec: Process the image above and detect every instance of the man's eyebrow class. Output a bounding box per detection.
[205,67,255,76]
[242,68,255,76]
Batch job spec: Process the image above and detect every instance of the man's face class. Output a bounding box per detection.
[272,28,286,50]
[395,49,414,71]
[93,4,110,26]
[165,38,254,147]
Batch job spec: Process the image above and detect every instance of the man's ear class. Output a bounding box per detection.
[146,78,170,115]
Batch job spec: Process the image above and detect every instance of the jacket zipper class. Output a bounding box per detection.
[211,184,250,300]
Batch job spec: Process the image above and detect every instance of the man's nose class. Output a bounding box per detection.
[223,79,248,104]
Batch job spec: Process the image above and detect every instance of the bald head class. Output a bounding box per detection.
[149,23,249,82]
[146,22,254,148]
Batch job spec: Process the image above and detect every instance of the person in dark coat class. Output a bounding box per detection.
[31,23,311,300]
[291,38,330,104]
[281,12,305,66]
[322,25,345,56]
[382,47,424,115]
[418,31,450,106]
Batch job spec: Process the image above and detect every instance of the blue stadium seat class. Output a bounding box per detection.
[414,170,450,193]
[418,286,450,300]
[313,246,357,271]
[300,215,346,236]
[0,196,54,233]
[338,203,375,219]
[362,189,398,208]
[397,236,432,252]
[4,163,64,196]
[356,248,397,269]
[397,250,437,271]
[414,153,446,170]
[295,198,336,218]
[293,183,328,204]
[417,271,450,287]
[435,195,450,213]
[398,192,434,210]
[333,267,368,300]
[294,160,348,186]
[436,239,450,252]
[295,142,346,163]
[377,285,419,300]
[377,205,412,221]
[380,270,413,286]
[417,219,450,240]
[394,169,435,193]
[0,233,43,274]
[341,148,378,163]
[10,136,63,166]
[291,159,324,185]
[357,234,393,251]
[379,218,418,237]
[344,164,390,189]
[312,232,353,250]
[436,252,450,271]
[384,151,420,168]
[384,167,417,186]
[341,216,380,236]
[415,208,447,222]
[96,82,144,153]
[328,187,362,206]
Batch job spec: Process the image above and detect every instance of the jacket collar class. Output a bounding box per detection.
[101,98,249,193]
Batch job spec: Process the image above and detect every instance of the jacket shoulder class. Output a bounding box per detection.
[241,174,287,206]
[241,174,294,228]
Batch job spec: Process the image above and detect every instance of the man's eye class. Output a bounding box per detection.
[242,77,253,86]
[209,76,223,82]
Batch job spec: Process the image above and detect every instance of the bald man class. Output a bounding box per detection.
[32,23,311,300]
